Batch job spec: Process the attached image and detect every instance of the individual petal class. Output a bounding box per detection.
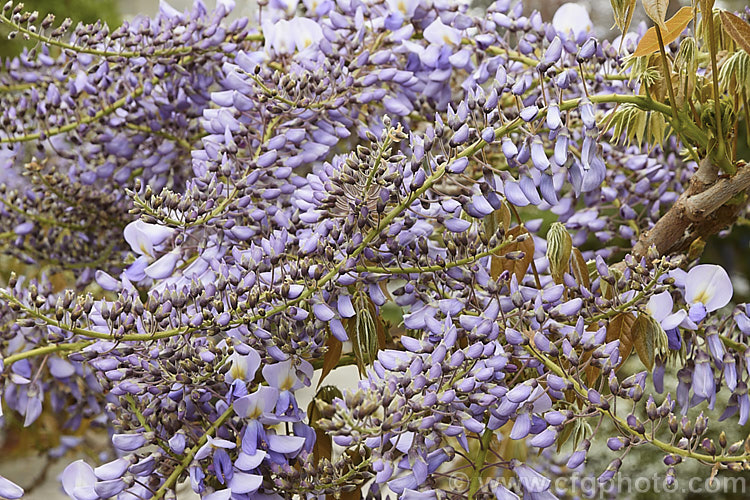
[646,291,673,323]
[267,434,306,455]
[94,458,130,481]
[234,386,279,419]
[61,460,98,500]
[48,357,76,378]
[529,427,557,448]
[661,310,687,331]
[226,349,262,384]
[94,271,120,291]
[94,479,127,498]
[337,295,356,318]
[444,218,472,232]
[685,264,733,312]
[112,433,146,452]
[262,360,297,391]
[552,3,592,41]
[313,303,335,322]
[0,476,23,499]
[423,18,461,46]
[144,251,180,280]
[494,484,520,500]
[123,220,174,257]
[228,472,263,494]
[203,489,232,500]
[235,450,266,471]
[512,461,550,493]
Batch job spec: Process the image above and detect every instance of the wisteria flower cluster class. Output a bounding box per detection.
[0,0,749,498]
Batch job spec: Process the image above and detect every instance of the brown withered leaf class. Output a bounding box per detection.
[633,7,694,57]
[317,334,342,389]
[570,248,590,290]
[720,10,750,54]
[632,313,662,372]
[491,225,534,281]
[581,323,601,386]
[483,201,512,238]
[584,313,637,386]
[606,312,637,366]
[556,420,576,453]
[308,386,341,462]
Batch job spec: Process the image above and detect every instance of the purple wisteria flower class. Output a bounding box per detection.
[683,265,733,323]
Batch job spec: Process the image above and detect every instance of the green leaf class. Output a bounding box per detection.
[642,0,669,32]
[346,296,386,376]
[611,0,638,38]
[546,222,572,285]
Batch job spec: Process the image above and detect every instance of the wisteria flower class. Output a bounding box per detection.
[0,476,23,500]
[552,3,592,43]
[683,264,733,323]
[263,17,324,55]
[61,460,97,500]
[423,18,461,47]
[123,220,175,259]
[262,359,313,420]
[645,291,687,350]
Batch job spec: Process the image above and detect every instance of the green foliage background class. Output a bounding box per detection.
[0,0,120,58]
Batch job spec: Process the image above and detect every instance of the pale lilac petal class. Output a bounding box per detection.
[552,3,592,41]
[235,450,266,471]
[646,291,673,322]
[203,489,232,500]
[0,476,23,499]
[226,349,261,383]
[144,251,180,280]
[337,295,355,318]
[234,386,279,418]
[262,360,298,391]
[423,18,460,46]
[313,303,335,321]
[661,310,687,331]
[61,460,98,500]
[444,218,471,232]
[123,220,174,257]
[94,479,127,497]
[48,357,76,378]
[229,472,263,494]
[513,462,550,493]
[686,264,733,312]
[95,270,120,291]
[329,319,349,341]
[504,180,529,207]
[95,458,130,481]
[112,433,146,451]
[267,434,305,454]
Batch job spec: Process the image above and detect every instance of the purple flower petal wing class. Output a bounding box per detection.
[686,264,733,312]
[61,460,98,500]
[267,434,306,454]
[0,476,23,499]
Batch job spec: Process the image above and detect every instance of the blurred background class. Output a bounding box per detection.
[1,0,749,498]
